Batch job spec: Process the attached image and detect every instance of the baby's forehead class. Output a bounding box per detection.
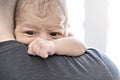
[32,7,66,22]
[16,0,68,26]
[19,18,65,29]
[18,24,64,33]
[23,11,66,25]
[17,0,66,17]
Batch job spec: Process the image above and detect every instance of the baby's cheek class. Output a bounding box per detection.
[16,36,34,45]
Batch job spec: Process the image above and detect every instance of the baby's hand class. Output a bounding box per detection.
[28,38,55,58]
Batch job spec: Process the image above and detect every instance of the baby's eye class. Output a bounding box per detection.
[50,32,60,36]
[25,31,36,35]
[50,32,63,39]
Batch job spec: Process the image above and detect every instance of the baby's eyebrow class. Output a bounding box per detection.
[48,26,63,31]
[50,24,64,30]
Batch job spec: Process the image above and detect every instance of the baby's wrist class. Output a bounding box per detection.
[47,40,56,55]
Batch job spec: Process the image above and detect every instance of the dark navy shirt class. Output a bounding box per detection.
[0,41,120,80]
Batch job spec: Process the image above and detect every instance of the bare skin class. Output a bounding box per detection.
[0,0,86,58]
[0,0,17,42]
[15,3,86,58]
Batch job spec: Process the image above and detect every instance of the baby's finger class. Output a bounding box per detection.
[36,50,48,58]
[28,44,36,56]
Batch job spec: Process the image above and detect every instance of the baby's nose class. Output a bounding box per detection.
[38,34,51,40]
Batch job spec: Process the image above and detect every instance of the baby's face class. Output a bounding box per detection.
[15,12,67,44]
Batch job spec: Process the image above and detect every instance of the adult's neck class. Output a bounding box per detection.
[0,26,15,42]
[0,16,15,42]
[0,0,17,42]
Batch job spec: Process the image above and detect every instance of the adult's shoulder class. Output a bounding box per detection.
[83,48,120,79]
[84,48,120,73]
[0,41,120,80]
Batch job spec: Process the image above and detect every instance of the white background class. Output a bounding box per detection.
[66,0,120,69]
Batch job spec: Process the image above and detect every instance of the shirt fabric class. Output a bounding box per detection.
[0,40,120,80]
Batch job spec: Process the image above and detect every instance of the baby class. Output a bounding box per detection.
[14,0,86,58]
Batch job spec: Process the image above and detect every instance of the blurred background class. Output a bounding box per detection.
[66,0,120,69]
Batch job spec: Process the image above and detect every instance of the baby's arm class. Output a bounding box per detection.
[0,0,17,41]
[28,37,86,58]
[53,37,86,56]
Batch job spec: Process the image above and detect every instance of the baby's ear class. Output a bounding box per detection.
[66,24,73,37]
[68,33,73,37]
